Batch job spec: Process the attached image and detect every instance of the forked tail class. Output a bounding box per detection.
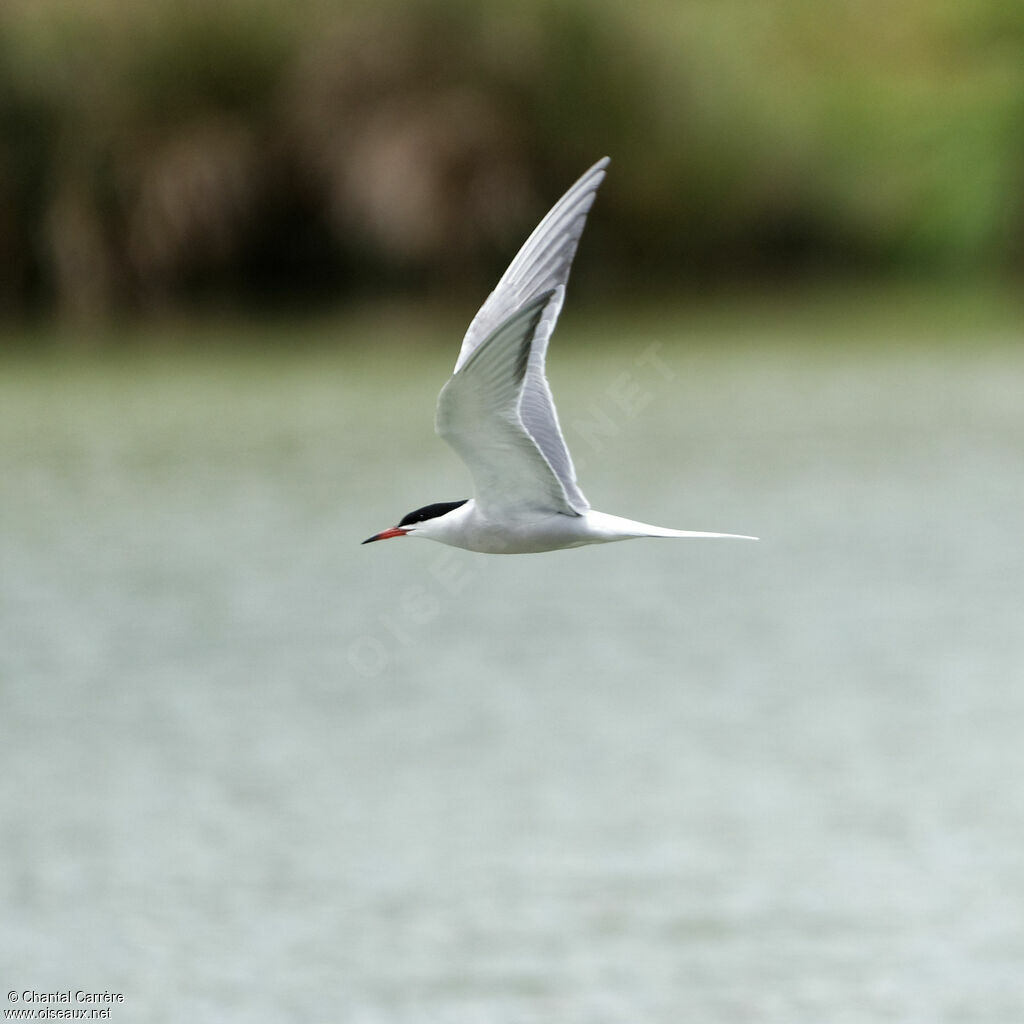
[588,511,758,542]
[642,526,759,540]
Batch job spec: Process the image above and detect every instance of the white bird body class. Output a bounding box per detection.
[409,503,750,554]
[363,157,756,554]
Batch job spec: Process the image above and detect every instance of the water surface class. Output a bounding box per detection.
[2,316,1023,1022]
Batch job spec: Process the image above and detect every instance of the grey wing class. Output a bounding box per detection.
[437,292,580,518]
[451,157,610,514]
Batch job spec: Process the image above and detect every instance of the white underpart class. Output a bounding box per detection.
[409,503,756,554]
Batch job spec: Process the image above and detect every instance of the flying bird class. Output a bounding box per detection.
[363,158,756,554]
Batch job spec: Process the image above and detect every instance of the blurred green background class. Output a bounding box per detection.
[2,0,1023,328]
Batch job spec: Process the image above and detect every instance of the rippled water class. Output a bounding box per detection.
[2,315,1023,1022]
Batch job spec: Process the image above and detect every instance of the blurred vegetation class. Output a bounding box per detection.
[1,0,1023,327]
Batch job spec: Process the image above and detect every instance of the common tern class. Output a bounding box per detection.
[363,157,756,554]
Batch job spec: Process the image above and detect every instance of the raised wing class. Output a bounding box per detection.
[450,158,610,513]
[437,291,580,517]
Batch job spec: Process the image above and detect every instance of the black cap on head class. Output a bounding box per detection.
[398,500,468,528]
